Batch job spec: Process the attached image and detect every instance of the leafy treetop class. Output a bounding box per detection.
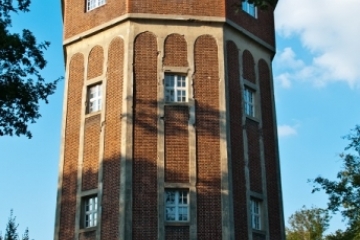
[0,0,60,138]
[312,125,360,239]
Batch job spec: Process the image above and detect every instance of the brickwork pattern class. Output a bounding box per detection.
[226,41,249,239]
[101,37,124,240]
[165,226,190,239]
[259,59,283,239]
[82,114,101,191]
[194,35,222,240]
[242,50,256,84]
[164,105,190,183]
[63,0,126,39]
[132,32,158,240]
[246,118,262,193]
[59,53,84,240]
[163,34,188,67]
[87,46,104,80]
[129,0,224,17]
[79,230,96,240]
[253,232,266,240]
[225,0,275,47]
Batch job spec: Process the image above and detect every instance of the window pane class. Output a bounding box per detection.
[164,74,187,103]
[88,83,102,113]
[179,207,188,221]
[165,190,189,222]
[165,191,175,205]
[165,207,176,221]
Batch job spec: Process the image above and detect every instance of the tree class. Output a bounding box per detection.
[286,206,331,240]
[0,0,60,138]
[0,210,33,240]
[325,229,357,240]
[312,125,360,239]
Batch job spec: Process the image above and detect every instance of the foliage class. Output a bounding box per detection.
[325,228,358,240]
[312,125,360,238]
[286,206,331,240]
[0,0,60,138]
[0,210,33,240]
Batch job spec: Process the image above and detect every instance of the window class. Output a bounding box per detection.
[165,189,189,222]
[164,74,187,103]
[82,196,98,228]
[242,0,257,18]
[87,0,106,11]
[244,87,255,117]
[250,199,261,230]
[87,83,102,113]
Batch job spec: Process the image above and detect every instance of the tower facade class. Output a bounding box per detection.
[55,0,284,239]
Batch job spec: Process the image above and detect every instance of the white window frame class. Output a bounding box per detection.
[87,0,106,12]
[165,189,189,222]
[244,87,255,117]
[164,74,187,103]
[242,0,257,18]
[83,195,98,228]
[250,199,261,230]
[87,83,102,114]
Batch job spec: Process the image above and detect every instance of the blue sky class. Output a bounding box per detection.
[0,0,359,239]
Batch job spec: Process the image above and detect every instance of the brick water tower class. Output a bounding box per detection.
[54,0,285,239]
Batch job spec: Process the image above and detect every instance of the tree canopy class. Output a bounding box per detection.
[0,0,60,138]
[312,125,360,239]
[0,210,32,240]
[286,206,331,240]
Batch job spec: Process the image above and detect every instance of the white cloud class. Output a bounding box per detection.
[275,72,292,88]
[276,47,304,70]
[274,0,360,87]
[278,124,298,138]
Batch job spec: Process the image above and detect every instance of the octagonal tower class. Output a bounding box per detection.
[55,0,284,239]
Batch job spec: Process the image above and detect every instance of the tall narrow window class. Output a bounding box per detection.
[244,87,255,117]
[87,83,102,113]
[87,0,106,11]
[83,196,98,228]
[251,199,261,230]
[165,189,189,222]
[242,0,257,18]
[164,74,187,103]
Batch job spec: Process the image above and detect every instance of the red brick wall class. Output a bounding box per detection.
[194,35,222,240]
[259,59,283,239]
[225,0,275,47]
[87,46,104,80]
[226,41,249,239]
[59,53,84,240]
[63,0,225,39]
[132,32,158,240]
[163,33,189,183]
[63,0,127,39]
[163,34,188,67]
[246,118,262,193]
[129,0,224,17]
[101,37,124,240]
[82,115,101,191]
[242,50,256,84]
[79,231,96,240]
[164,105,190,183]
[253,232,266,240]
[165,226,190,239]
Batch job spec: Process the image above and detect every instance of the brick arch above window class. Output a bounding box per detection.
[258,59,270,80]
[87,45,104,80]
[194,34,219,81]
[242,50,256,84]
[163,33,188,67]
